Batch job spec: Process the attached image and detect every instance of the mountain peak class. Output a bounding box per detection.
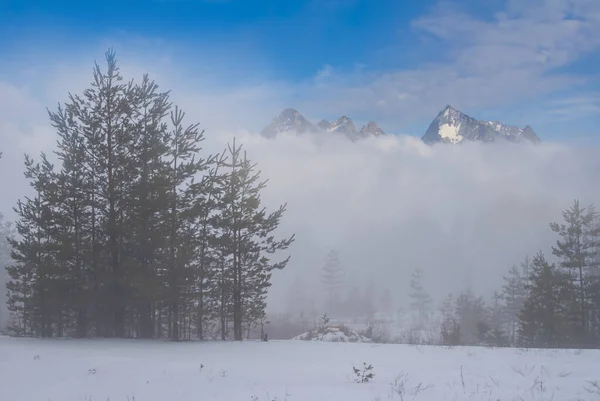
[359,121,385,137]
[260,108,315,138]
[280,108,301,117]
[522,125,541,143]
[442,104,456,113]
[438,105,468,120]
[261,106,537,145]
[423,106,540,145]
[261,110,384,140]
[328,116,357,136]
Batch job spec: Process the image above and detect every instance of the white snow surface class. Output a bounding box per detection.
[1,335,600,401]
[438,123,463,144]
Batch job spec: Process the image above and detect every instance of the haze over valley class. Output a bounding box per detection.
[1,1,600,399]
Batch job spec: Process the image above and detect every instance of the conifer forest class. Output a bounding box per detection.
[1,50,295,341]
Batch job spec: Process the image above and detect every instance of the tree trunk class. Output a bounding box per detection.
[172,300,180,341]
[140,303,153,338]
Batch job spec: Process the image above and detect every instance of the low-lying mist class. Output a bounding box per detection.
[1,117,599,326]
[199,132,600,316]
[1,63,599,327]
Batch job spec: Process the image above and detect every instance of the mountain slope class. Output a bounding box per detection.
[260,109,317,138]
[359,121,385,137]
[261,109,385,140]
[422,106,540,145]
[261,106,540,144]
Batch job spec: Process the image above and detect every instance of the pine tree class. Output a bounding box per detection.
[408,267,432,328]
[454,288,488,345]
[550,200,600,345]
[162,106,213,341]
[321,250,344,309]
[50,102,99,337]
[0,213,14,331]
[583,205,600,344]
[93,50,131,337]
[121,75,172,339]
[0,151,11,329]
[4,49,295,341]
[517,252,575,348]
[45,52,177,338]
[55,84,108,336]
[6,155,58,336]
[217,139,294,341]
[500,257,529,346]
[483,291,509,347]
[440,293,454,322]
[379,288,393,314]
[194,151,228,340]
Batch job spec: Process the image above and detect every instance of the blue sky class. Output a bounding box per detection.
[0,0,599,141]
[0,0,434,75]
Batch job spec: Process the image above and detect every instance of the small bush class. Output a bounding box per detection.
[440,319,461,346]
[353,362,375,383]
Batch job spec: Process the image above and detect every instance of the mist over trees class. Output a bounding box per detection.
[409,267,432,329]
[435,199,600,349]
[1,52,600,352]
[2,49,294,341]
[270,199,600,350]
[0,152,14,329]
[516,201,600,348]
[321,250,344,314]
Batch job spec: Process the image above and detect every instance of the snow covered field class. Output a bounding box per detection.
[1,336,600,401]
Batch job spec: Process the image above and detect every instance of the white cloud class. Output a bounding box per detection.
[195,131,599,313]
[6,0,599,135]
[289,0,600,128]
[1,19,600,319]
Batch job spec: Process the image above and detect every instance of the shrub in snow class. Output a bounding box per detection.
[319,313,330,331]
[352,362,375,383]
[585,381,600,396]
[251,390,291,400]
[441,319,461,346]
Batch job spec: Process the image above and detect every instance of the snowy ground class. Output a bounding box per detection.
[1,336,600,401]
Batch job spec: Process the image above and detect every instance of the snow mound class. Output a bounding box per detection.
[293,326,372,343]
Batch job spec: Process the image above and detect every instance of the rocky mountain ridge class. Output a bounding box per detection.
[422,105,540,144]
[261,106,540,144]
[260,109,385,141]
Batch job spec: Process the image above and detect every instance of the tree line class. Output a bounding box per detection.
[285,200,600,350]
[2,49,294,341]
[436,200,600,349]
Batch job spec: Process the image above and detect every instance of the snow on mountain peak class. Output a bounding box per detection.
[260,108,316,138]
[359,121,385,137]
[441,105,458,117]
[260,106,540,145]
[328,116,357,136]
[423,106,540,145]
[261,110,384,140]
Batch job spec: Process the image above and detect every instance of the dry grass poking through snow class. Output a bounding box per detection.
[1,336,599,401]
